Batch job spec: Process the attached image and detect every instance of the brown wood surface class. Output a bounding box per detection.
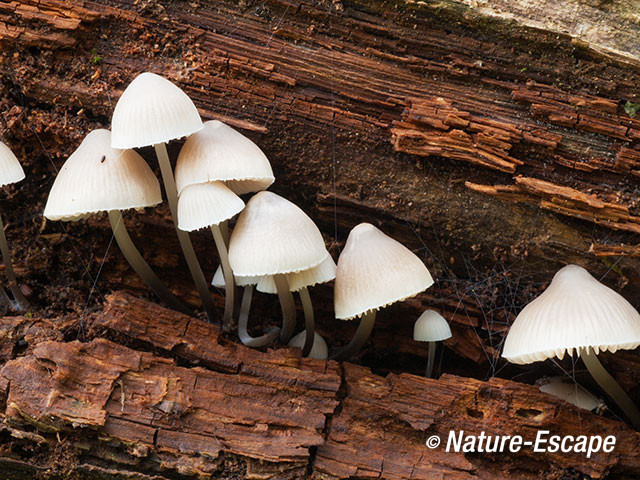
[0,292,636,479]
[0,0,639,477]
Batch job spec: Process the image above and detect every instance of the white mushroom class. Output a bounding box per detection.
[503,264,640,428]
[333,223,434,361]
[44,129,188,314]
[110,72,214,321]
[413,309,452,377]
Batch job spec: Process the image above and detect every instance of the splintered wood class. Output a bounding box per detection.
[0,292,638,479]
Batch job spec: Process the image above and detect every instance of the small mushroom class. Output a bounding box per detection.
[503,264,640,428]
[413,310,452,377]
[333,223,434,361]
[288,330,329,360]
[177,181,245,326]
[537,376,602,412]
[0,141,29,311]
[229,191,329,347]
[44,129,189,314]
[110,72,214,321]
[175,120,274,196]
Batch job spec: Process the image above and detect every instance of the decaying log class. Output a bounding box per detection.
[0,292,637,479]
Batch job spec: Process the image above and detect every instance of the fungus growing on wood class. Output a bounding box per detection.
[0,141,29,311]
[229,191,328,346]
[175,120,274,196]
[413,309,452,377]
[537,376,602,412]
[177,181,244,326]
[110,72,214,321]
[288,330,329,360]
[333,223,434,361]
[503,264,640,428]
[44,129,189,314]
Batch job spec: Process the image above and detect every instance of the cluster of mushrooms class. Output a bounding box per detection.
[0,72,638,429]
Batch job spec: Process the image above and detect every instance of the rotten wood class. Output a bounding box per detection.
[0,292,637,479]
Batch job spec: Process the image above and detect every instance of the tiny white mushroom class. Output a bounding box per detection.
[288,330,329,360]
[333,223,434,361]
[110,72,214,321]
[503,264,640,428]
[413,310,452,377]
[537,376,602,412]
[44,129,188,314]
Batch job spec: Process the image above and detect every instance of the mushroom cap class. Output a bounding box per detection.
[413,310,452,342]
[228,191,328,277]
[175,120,274,195]
[111,72,203,149]
[288,331,329,360]
[538,376,601,411]
[44,129,162,221]
[177,181,244,232]
[502,264,640,365]
[0,142,25,188]
[211,265,259,289]
[256,255,336,294]
[334,223,434,320]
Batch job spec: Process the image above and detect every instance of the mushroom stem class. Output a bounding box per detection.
[210,224,234,329]
[108,210,191,315]
[582,347,640,429]
[331,310,377,361]
[154,143,215,322]
[238,285,280,347]
[274,274,296,343]
[0,211,28,311]
[298,287,315,356]
[426,341,436,378]
[219,220,229,247]
[0,284,12,312]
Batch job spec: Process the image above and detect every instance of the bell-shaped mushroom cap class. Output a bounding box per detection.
[44,129,162,221]
[334,223,434,320]
[111,72,203,149]
[211,265,259,289]
[256,255,336,294]
[229,191,328,277]
[177,181,244,232]
[0,142,25,188]
[502,264,640,365]
[288,330,328,360]
[175,120,275,196]
[538,376,601,411]
[413,310,452,342]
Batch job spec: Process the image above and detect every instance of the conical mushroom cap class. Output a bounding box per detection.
[288,331,328,360]
[229,191,328,277]
[334,223,434,320]
[502,264,640,365]
[177,182,244,232]
[256,255,336,294]
[111,72,203,149]
[0,142,25,187]
[44,129,162,221]
[413,310,452,342]
[175,120,274,195]
[211,265,259,289]
[538,376,601,411]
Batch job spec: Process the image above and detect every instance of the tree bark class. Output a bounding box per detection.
[0,0,639,477]
[0,291,637,479]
